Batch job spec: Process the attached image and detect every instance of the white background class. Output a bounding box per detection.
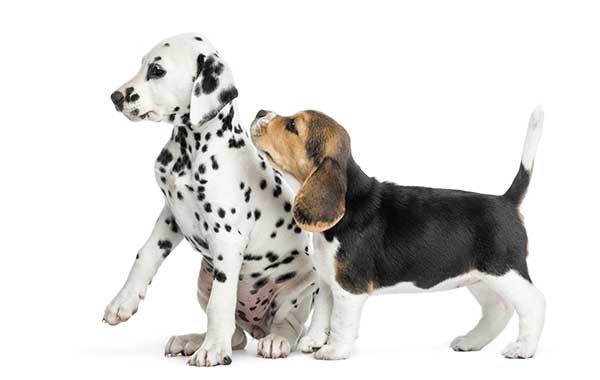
[1,0,598,378]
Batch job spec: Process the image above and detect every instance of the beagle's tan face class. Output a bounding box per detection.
[251,110,350,232]
[251,111,314,182]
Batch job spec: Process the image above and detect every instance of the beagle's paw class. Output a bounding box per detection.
[314,343,352,360]
[450,335,486,352]
[257,334,291,359]
[103,287,145,325]
[165,333,206,357]
[298,333,328,353]
[187,339,232,367]
[502,341,537,359]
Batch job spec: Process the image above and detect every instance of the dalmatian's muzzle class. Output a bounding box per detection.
[110,87,159,122]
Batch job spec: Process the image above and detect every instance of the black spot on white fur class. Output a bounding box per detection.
[114,35,317,341]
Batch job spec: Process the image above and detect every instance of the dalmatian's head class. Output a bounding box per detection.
[111,33,238,126]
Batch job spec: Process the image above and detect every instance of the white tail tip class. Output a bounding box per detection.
[521,105,544,171]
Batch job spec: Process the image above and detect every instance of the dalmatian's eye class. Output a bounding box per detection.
[285,118,298,135]
[146,63,166,80]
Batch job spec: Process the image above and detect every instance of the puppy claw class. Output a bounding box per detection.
[450,335,484,352]
[314,344,352,360]
[187,340,232,367]
[257,334,290,359]
[165,333,206,357]
[298,334,327,353]
[103,288,144,326]
[502,341,536,359]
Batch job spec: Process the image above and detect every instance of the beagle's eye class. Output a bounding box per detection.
[146,63,166,80]
[285,118,298,135]
[264,151,274,161]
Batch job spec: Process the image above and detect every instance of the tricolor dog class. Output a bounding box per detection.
[250,108,546,360]
[103,34,318,366]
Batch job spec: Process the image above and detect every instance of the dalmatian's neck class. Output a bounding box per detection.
[162,106,192,128]
[170,104,245,158]
[165,102,247,137]
[155,101,250,196]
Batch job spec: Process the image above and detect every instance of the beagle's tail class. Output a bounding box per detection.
[503,106,544,205]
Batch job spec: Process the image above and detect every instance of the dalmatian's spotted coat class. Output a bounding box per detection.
[104,34,318,366]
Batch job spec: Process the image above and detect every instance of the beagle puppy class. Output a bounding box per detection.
[250,108,546,360]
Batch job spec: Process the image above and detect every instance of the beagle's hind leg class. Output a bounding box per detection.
[480,270,546,359]
[451,282,514,352]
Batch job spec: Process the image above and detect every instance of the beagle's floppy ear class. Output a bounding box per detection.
[293,157,347,232]
[190,53,238,125]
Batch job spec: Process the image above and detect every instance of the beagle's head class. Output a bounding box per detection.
[251,110,351,232]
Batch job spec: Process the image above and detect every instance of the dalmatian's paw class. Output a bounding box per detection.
[450,335,485,352]
[298,333,328,353]
[103,287,145,325]
[314,343,352,360]
[187,339,232,367]
[165,333,206,357]
[501,341,537,359]
[257,334,291,359]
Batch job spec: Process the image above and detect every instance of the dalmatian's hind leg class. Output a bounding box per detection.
[258,296,311,359]
[298,280,332,352]
[165,326,247,357]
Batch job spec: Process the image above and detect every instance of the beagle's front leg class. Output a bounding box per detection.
[188,237,245,367]
[314,283,368,360]
[103,205,182,325]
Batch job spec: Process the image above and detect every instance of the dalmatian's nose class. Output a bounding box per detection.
[110,91,125,111]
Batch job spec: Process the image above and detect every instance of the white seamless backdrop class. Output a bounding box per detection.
[1,1,598,379]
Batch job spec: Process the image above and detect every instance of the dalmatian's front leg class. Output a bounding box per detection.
[103,205,182,325]
[188,237,244,367]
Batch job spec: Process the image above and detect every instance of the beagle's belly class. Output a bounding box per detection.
[372,272,481,295]
[312,234,480,295]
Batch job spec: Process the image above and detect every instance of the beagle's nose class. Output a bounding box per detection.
[256,109,269,119]
[110,91,125,111]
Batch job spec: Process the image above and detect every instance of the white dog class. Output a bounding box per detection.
[104,33,318,366]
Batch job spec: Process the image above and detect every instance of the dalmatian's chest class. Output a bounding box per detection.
[154,131,205,232]
[152,115,316,338]
[153,123,244,247]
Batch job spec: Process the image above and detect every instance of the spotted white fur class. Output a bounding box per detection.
[103,34,317,366]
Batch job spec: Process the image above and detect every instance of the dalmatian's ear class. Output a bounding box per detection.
[293,157,348,232]
[190,53,238,125]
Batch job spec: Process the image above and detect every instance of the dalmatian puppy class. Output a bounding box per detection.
[103,33,318,367]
